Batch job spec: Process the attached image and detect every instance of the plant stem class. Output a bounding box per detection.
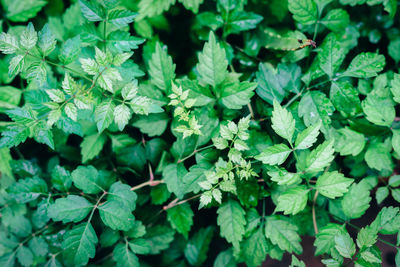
[312,190,319,234]
[163,194,201,210]
[177,144,215,163]
[130,180,164,191]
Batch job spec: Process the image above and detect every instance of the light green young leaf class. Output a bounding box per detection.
[255,144,292,165]
[137,0,176,20]
[59,36,81,65]
[64,103,77,121]
[108,9,137,27]
[220,81,257,109]
[114,104,131,131]
[288,0,318,25]
[275,185,309,215]
[267,167,301,185]
[95,100,116,132]
[305,140,335,173]
[38,24,56,56]
[314,223,346,255]
[217,199,246,248]
[342,52,385,78]
[179,0,204,13]
[357,226,378,248]
[0,32,19,54]
[9,55,25,77]
[46,89,65,103]
[341,180,371,219]
[98,200,135,231]
[334,232,356,258]
[148,42,176,92]
[196,31,228,87]
[167,202,194,238]
[20,23,37,50]
[316,171,353,199]
[62,222,98,266]
[271,100,295,142]
[265,216,302,254]
[376,187,389,204]
[295,121,321,150]
[47,195,93,223]
[365,143,393,171]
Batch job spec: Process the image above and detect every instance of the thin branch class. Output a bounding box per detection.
[177,144,214,163]
[130,180,164,191]
[312,190,319,234]
[163,194,201,210]
[247,103,255,120]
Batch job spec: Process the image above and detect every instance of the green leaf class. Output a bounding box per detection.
[217,199,246,248]
[316,171,353,199]
[241,227,269,267]
[298,91,335,134]
[137,0,176,19]
[357,226,378,248]
[132,113,169,137]
[335,127,365,156]
[267,167,301,185]
[47,195,93,223]
[255,144,292,165]
[8,55,24,77]
[144,225,175,254]
[320,9,350,32]
[184,226,214,266]
[214,249,236,267]
[113,243,139,267]
[305,140,335,173]
[95,100,116,132]
[107,31,145,52]
[318,34,346,78]
[196,31,228,87]
[375,187,389,204]
[7,176,47,203]
[128,238,151,255]
[28,236,48,257]
[389,175,400,187]
[255,63,286,105]
[38,24,56,56]
[107,182,137,211]
[265,216,302,254]
[341,180,371,219]
[334,232,356,258]
[271,100,295,142]
[275,185,309,215]
[362,94,394,127]
[17,246,33,267]
[288,0,318,25]
[343,52,385,78]
[365,142,393,171]
[330,80,361,117]
[59,36,81,65]
[314,223,346,255]
[0,125,29,148]
[80,133,107,163]
[224,10,263,36]
[20,23,37,50]
[62,222,98,266]
[71,165,104,194]
[179,0,204,13]
[163,163,187,199]
[148,42,175,92]
[220,81,256,109]
[2,0,46,22]
[108,9,137,27]
[98,200,135,231]
[167,202,194,238]
[79,0,105,22]
[372,206,400,234]
[0,32,18,54]
[114,104,132,131]
[295,122,321,150]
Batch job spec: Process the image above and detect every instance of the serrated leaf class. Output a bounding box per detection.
[343,52,385,78]
[0,32,19,54]
[98,200,135,231]
[271,100,295,141]
[299,91,335,134]
[305,140,335,172]
[17,246,33,267]
[320,9,350,32]
[51,165,72,192]
[108,9,137,27]
[162,163,187,199]
[314,223,346,255]
[334,232,356,258]
[62,222,98,266]
[295,122,321,150]
[9,55,25,77]
[255,63,286,105]
[20,23,37,50]
[197,31,228,87]
[71,165,104,194]
[335,127,365,156]
[365,142,393,171]
[167,202,194,238]
[288,0,318,25]
[79,0,105,22]
[275,185,309,215]
[80,133,106,163]
[7,176,47,203]
[265,216,302,254]
[59,36,81,65]
[137,0,176,19]
[148,42,175,91]
[241,227,268,267]
[220,81,256,109]
[255,144,292,165]
[362,94,394,127]
[114,104,131,131]
[108,182,137,211]
[38,24,56,56]
[316,171,353,199]
[113,243,139,267]
[330,80,361,117]
[95,100,115,132]
[217,199,246,248]
[47,195,93,223]
[341,180,371,219]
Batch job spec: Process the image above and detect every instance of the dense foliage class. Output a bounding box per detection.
[0,0,400,266]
